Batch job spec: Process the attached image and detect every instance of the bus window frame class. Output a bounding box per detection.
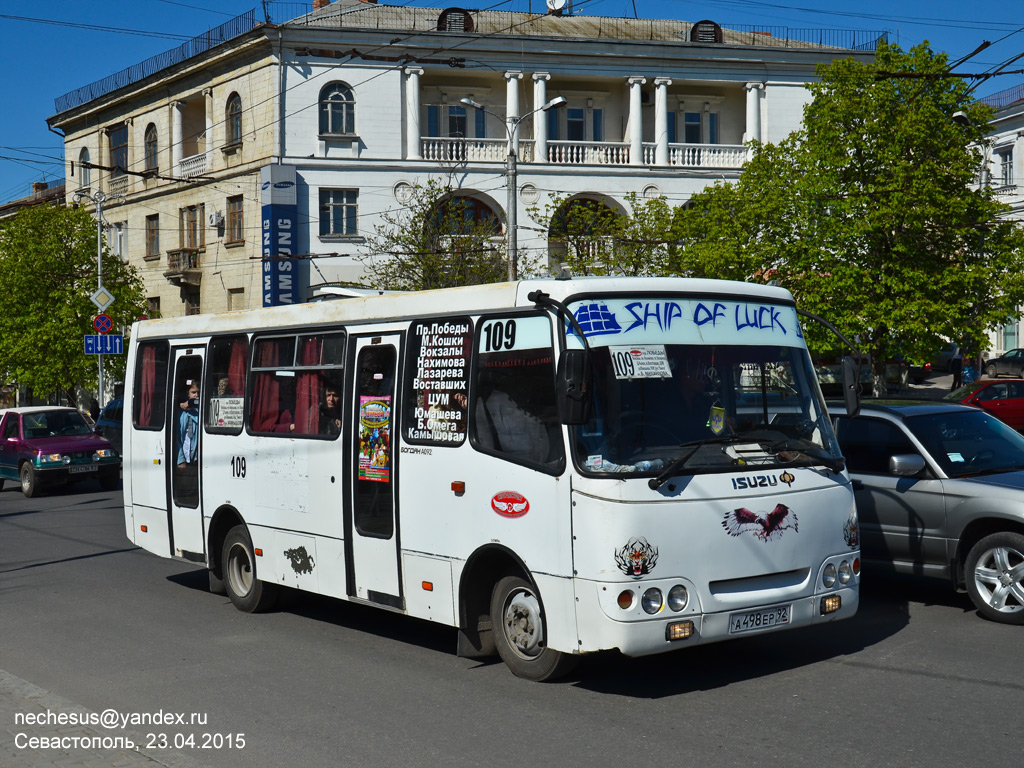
[132,339,170,431]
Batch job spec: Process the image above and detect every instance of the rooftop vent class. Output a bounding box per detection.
[690,20,723,44]
[438,8,474,33]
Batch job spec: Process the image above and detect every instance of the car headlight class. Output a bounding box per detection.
[38,453,64,464]
[95,448,116,458]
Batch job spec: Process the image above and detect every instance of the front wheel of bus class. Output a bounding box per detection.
[222,525,278,613]
[490,576,577,682]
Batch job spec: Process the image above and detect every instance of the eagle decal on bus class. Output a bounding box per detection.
[722,504,798,542]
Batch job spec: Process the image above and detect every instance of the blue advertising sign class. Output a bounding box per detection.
[260,164,303,307]
[84,335,124,355]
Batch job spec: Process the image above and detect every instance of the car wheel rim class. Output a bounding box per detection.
[502,588,544,659]
[973,545,1024,614]
[226,542,254,597]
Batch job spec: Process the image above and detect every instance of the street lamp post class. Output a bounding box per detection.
[460,95,566,281]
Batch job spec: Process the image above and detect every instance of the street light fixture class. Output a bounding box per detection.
[460,95,566,280]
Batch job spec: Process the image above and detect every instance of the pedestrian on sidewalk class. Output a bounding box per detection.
[950,350,963,390]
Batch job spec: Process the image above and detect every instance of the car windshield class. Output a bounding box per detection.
[22,410,93,438]
[571,342,842,475]
[946,384,984,401]
[905,410,1024,478]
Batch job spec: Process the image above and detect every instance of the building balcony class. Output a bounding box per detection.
[178,153,208,179]
[164,248,202,286]
[107,175,130,197]
[420,137,748,169]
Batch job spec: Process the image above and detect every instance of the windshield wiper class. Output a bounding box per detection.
[765,436,846,474]
[648,435,753,490]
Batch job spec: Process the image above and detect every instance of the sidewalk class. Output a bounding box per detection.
[0,670,201,768]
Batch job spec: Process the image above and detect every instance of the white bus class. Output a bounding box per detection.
[122,277,860,681]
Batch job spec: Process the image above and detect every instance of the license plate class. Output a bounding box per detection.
[69,464,97,474]
[729,605,791,634]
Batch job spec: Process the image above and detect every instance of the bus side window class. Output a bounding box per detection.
[204,335,247,435]
[132,341,169,430]
[471,315,563,471]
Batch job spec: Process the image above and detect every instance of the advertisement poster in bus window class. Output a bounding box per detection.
[406,317,472,445]
[359,396,391,483]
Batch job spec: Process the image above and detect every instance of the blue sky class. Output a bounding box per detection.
[1,0,1022,203]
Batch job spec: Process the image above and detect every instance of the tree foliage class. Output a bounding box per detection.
[0,203,146,403]
[359,179,512,290]
[677,42,1024,377]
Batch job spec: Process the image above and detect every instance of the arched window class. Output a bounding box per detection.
[144,124,158,173]
[78,147,91,189]
[319,82,355,136]
[226,93,243,146]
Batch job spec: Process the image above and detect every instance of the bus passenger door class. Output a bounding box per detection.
[168,348,207,562]
[346,334,402,608]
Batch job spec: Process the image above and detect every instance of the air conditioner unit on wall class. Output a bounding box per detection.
[208,211,224,227]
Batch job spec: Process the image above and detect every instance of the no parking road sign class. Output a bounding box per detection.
[93,314,113,334]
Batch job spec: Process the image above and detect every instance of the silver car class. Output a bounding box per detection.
[829,400,1024,624]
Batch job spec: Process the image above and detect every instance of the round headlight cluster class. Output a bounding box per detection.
[667,584,689,612]
[641,588,663,615]
[823,560,855,588]
[617,584,690,615]
[823,563,837,588]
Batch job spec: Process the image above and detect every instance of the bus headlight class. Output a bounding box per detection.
[822,563,837,588]
[641,588,663,615]
[838,560,853,584]
[667,584,689,612]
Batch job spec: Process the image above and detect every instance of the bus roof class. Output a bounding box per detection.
[131,277,796,340]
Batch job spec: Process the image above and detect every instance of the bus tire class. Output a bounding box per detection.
[490,575,578,682]
[222,525,278,613]
[20,463,39,498]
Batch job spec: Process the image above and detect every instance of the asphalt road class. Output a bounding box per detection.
[1,480,1020,768]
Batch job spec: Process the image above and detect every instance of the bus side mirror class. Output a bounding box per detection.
[557,349,592,425]
[841,355,861,418]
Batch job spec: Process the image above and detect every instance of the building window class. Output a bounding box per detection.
[548,109,559,141]
[78,147,91,189]
[999,150,1014,187]
[144,124,158,173]
[319,82,355,135]
[180,204,205,249]
[184,289,201,316]
[146,297,161,318]
[226,196,243,243]
[226,93,242,146]
[567,108,585,141]
[109,222,125,257]
[228,287,245,311]
[146,215,160,258]
[708,112,719,144]
[427,105,440,137]
[475,107,486,138]
[667,112,676,144]
[1003,322,1019,351]
[683,112,702,143]
[592,109,604,142]
[448,105,467,138]
[108,124,128,177]
[319,189,358,237]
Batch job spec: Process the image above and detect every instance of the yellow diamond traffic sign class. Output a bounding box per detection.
[90,286,115,311]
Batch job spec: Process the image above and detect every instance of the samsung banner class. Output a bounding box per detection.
[260,164,304,306]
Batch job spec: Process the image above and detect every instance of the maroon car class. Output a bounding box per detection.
[0,406,121,497]
[946,379,1024,431]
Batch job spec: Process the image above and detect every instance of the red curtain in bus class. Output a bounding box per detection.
[139,345,155,426]
[294,337,323,435]
[251,342,281,432]
[228,338,247,396]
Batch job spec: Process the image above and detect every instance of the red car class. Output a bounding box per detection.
[946,379,1024,431]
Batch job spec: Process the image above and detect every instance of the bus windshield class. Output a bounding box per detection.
[571,342,842,476]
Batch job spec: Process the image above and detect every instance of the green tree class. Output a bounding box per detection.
[529,194,623,276]
[0,203,146,405]
[359,179,510,290]
[677,42,1024,383]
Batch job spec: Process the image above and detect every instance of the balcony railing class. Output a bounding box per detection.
[164,248,202,286]
[107,175,130,197]
[665,143,747,168]
[178,153,208,179]
[421,137,535,163]
[548,141,630,166]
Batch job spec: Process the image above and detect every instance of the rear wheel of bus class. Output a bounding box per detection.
[222,524,278,613]
[490,576,577,682]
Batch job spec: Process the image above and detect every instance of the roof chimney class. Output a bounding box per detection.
[32,182,47,194]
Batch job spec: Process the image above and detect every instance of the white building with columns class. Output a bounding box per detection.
[50,1,883,316]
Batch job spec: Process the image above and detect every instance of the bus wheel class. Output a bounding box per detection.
[222,525,278,613]
[490,576,578,682]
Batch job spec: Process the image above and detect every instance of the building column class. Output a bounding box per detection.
[172,101,184,175]
[405,67,423,160]
[204,88,214,167]
[533,72,550,163]
[627,76,646,166]
[504,71,523,151]
[744,82,764,144]
[654,77,672,166]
